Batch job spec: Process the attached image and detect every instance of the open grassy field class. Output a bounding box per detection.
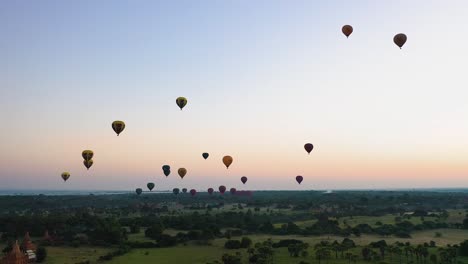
[45,246,112,264]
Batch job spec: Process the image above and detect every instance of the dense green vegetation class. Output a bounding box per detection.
[0,190,467,263]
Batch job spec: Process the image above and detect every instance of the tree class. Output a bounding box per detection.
[459,240,468,256]
[36,247,47,263]
[240,237,252,248]
[221,252,242,264]
[145,222,165,240]
[224,240,241,249]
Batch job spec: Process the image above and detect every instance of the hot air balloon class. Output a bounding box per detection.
[241,176,248,184]
[176,97,188,110]
[230,188,237,195]
[61,172,70,182]
[162,165,170,171]
[190,189,197,196]
[202,153,209,160]
[147,182,155,191]
[222,156,233,169]
[182,188,187,194]
[83,159,93,170]
[82,150,94,161]
[136,188,143,195]
[208,188,214,195]
[342,25,353,38]
[112,121,125,136]
[178,168,187,179]
[219,185,226,194]
[173,188,180,195]
[163,170,171,177]
[393,33,407,49]
[296,175,303,184]
[304,143,314,154]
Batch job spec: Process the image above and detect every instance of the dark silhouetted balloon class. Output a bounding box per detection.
[61,172,70,182]
[241,176,248,184]
[178,168,187,179]
[296,175,303,184]
[190,189,196,196]
[222,156,233,169]
[393,33,407,49]
[162,165,170,171]
[147,182,155,191]
[176,97,188,110]
[182,188,187,193]
[342,25,353,38]
[136,188,143,195]
[304,143,314,154]
[230,188,236,195]
[208,188,214,195]
[82,150,94,161]
[112,121,125,136]
[173,188,180,195]
[163,170,170,177]
[202,153,209,160]
[219,185,226,194]
[83,159,93,170]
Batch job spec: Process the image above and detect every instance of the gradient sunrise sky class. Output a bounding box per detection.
[1,0,467,191]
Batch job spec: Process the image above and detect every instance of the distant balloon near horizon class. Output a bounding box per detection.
[208,188,214,195]
[82,150,94,161]
[147,182,155,191]
[230,188,236,195]
[83,159,93,170]
[112,121,125,136]
[176,97,188,110]
[393,33,407,49]
[135,188,142,195]
[304,143,314,154]
[61,172,70,182]
[241,176,248,184]
[342,25,353,38]
[173,188,180,195]
[222,156,233,169]
[219,185,226,194]
[190,189,197,196]
[178,168,187,179]
[296,175,303,184]
[182,188,187,194]
[202,153,209,160]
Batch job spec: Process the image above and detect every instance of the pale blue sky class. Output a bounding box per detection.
[1,1,467,191]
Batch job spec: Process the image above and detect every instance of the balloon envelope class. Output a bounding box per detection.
[342,25,353,38]
[163,169,170,177]
[147,182,155,191]
[162,165,170,171]
[202,153,209,160]
[393,33,407,49]
[222,156,233,169]
[190,189,197,196]
[83,159,93,170]
[136,188,143,195]
[176,97,188,110]
[241,176,248,184]
[173,188,180,195]
[182,188,187,193]
[219,185,226,194]
[296,175,303,184]
[304,143,314,154]
[82,150,94,161]
[230,188,237,195]
[178,168,187,179]
[61,172,70,182]
[112,121,125,136]
[208,188,214,195]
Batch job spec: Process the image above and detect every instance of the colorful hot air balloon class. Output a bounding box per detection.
[190,189,197,196]
[296,175,303,184]
[230,188,237,195]
[208,188,214,195]
[182,188,187,194]
[342,25,353,38]
[112,121,125,136]
[163,170,171,177]
[304,143,314,154]
[202,153,209,160]
[241,176,248,184]
[176,97,188,110]
[147,182,155,191]
[222,156,233,169]
[393,33,407,49]
[135,188,143,195]
[173,188,180,195]
[178,168,187,179]
[219,185,226,194]
[61,172,70,182]
[82,150,94,161]
[83,159,93,170]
